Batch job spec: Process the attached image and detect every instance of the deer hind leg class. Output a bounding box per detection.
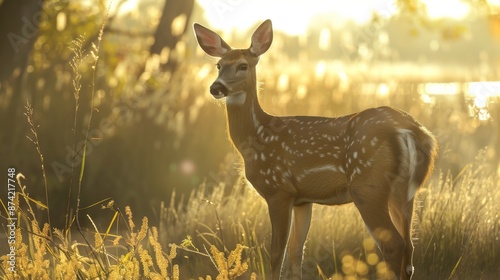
[389,189,417,280]
[282,203,313,280]
[350,184,405,280]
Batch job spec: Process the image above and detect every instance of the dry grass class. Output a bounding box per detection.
[0,173,253,279]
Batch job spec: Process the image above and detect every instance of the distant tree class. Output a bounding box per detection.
[0,0,43,84]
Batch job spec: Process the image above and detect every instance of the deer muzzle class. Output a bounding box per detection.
[210,81,228,99]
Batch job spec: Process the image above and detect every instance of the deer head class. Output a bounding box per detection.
[193,20,273,105]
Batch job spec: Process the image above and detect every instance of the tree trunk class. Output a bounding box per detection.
[149,0,194,72]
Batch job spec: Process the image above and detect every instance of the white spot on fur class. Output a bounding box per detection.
[406,265,414,275]
[257,125,263,134]
[297,164,340,181]
[397,129,418,201]
[225,91,246,105]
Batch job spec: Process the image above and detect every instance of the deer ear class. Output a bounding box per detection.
[250,19,273,56]
[193,23,231,57]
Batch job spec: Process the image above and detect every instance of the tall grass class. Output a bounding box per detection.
[416,150,500,279]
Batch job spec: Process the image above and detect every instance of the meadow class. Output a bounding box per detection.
[1,3,500,279]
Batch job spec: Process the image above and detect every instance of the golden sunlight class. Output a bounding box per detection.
[421,0,470,20]
[487,0,500,6]
[197,0,398,35]
[111,0,475,35]
[197,0,472,35]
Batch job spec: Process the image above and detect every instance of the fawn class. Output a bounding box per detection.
[193,19,437,280]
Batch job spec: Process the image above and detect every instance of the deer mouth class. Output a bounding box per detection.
[210,81,228,99]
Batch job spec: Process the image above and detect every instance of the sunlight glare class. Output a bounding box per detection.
[56,12,66,31]
[296,84,308,99]
[196,64,212,81]
[180,159,196,175]
[420,83,460,95]
[487,0,500,6]
[315,61,326,80]
[367,253,379,265]
[420,93,434,105]
[197,0,397,35]
[376,83,390,98]
[467,82,500,97]
[474,94,488,109]
[111,0,139,15]
[465,82,499,121]
[318,28,331,51]
[421,0,470,20]
[171,14,188,36]
[277,74,290,92]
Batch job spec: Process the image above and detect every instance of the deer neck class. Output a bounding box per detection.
[225,71,271,152]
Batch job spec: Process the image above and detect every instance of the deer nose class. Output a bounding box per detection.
[210,81,228,98]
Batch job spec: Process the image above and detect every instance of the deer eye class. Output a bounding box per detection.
[237,63,248,71]
[216,63,221,70]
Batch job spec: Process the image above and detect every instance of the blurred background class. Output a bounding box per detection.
[0,0,499,228]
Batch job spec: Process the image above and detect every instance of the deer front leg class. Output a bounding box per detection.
[268,197,293,280]
[285,203,313,280]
